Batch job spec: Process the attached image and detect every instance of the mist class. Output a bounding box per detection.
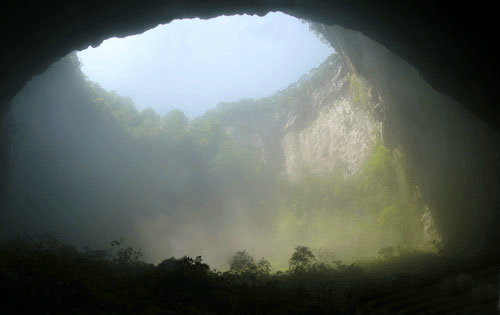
[2,6,499,315]
[0,14,443,271]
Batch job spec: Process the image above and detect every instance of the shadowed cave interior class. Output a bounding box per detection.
[0,2,499,314]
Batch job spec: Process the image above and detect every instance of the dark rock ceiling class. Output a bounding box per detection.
[1,1,498,132]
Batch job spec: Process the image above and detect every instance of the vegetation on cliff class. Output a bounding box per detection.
[2,42,496,314]
[3,52,433,267]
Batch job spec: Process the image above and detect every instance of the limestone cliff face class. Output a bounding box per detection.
[280,90,380,179]
[316,24,500,257]
[217,54,382,180]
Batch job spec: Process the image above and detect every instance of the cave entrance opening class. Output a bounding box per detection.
[2,13,439,270]
[76,12,332,118]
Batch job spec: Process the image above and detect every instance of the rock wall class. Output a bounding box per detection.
[225,24,500,258]
[319,25,500,258]
[219,54,382,180]
[279,76,380,180]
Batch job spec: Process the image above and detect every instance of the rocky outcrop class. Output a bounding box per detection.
[218,54,382,180]
[279,76,380,179]
[319,25,500,258]
[224,23,500,259]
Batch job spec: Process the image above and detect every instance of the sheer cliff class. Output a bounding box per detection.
[213,53,383,181]
[312,24,500,257]
[2,51,432,263]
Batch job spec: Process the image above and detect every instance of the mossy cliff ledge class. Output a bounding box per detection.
[216,54,382,181]
[219,24,500,259]
[314,25,500,258]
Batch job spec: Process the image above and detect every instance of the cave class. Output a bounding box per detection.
[1,1,499,313]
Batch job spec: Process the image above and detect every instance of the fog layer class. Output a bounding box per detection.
[2,48,432,268]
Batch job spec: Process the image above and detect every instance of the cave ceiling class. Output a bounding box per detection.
[1,1,498,131]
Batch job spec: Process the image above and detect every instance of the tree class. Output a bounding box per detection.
[229,250,256,273]
[289,246,315,272]
[109,238,143,265]
[306,21,332,47]
[378,246,395,260]
[161,109,188,136]
[256,258,271,274]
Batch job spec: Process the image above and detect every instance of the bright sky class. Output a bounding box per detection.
[77,12,333,118]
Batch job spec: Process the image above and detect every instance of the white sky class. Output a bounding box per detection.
[77,12,333,118]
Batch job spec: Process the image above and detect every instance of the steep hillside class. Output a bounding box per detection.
[2,52,432,266]
[309,23,500,258]
[209,54,382,180]
[204,53,433,259]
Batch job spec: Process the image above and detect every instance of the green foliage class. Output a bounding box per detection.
[229,250,256,273]
[210,53,341,130]
[356,146,394,217]
[161,109,187,133]
[349,73,370,110]
[7,52,430,287]
[157,255,210,275]
[289,246,315,272]
[2,236,490,314]
[378,206,401,228]
[276,141,427,255]
[305,21,332,47]
[109,238,143,266]
[256,258,272,274]
[3,39,493,314]
[378,246,396,259]
[228,250,272,275]
[357,142,425,241]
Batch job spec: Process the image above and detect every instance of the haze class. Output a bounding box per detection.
[77,12,333,117]
[2,15,445,270]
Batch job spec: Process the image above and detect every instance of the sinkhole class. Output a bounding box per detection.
[2,3,500,312]
[1,12,498,273]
